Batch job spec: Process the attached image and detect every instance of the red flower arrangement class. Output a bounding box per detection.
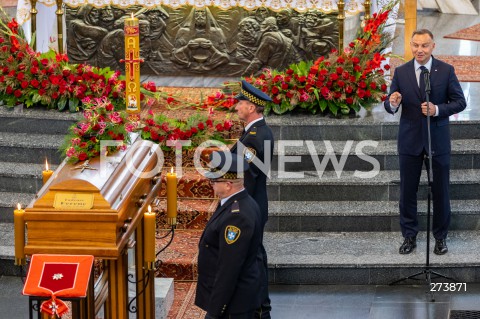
[0,10,156,111]
[244,0,397,116]
[140,110,234,151]
[61,97,134,163]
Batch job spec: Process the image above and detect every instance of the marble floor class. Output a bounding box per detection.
[3,274,480,319]
[269,283,480,319]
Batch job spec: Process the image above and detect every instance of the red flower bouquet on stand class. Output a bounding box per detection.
[244,0,398,116]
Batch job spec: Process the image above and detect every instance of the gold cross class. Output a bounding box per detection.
[72,160,97,173]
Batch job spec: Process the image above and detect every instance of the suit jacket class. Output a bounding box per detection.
[231,118,274,227]
[384,57,466,156]
[195,190,263,317]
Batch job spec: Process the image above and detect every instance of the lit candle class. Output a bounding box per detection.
[124,12,141,114]
[166,167,177,226]
[14,203,25,265]
[42,159,53,185]
[144,205,156,268]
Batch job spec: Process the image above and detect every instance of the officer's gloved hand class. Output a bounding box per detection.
[204,313,219,319]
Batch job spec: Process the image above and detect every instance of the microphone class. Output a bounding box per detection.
[422,68,431,94]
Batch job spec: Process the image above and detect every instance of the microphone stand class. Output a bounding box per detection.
[390,69,455,301]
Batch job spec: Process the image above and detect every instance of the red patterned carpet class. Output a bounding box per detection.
[444,24,480,41]
[158,168,215,199]
[167,282,206,319]
[155,230,202,280]
[390,56,480,82]
[156,198,218,230]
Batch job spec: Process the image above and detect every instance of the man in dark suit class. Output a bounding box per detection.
[231,80,274,318]
[384,29,466,255]
[195,151,264,319]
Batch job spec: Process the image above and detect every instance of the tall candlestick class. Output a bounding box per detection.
[42,159,53,185]
[29,0,38,51]
[14,204,26,265]
[166,167,177,226]
[124,13,141,114]
[144,205,156,269]
[55,0,64,53]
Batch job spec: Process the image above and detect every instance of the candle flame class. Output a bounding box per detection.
[170,167,174,174]
[148,205,152,213]
[17,203,21,210]
[131,12,134,19]
[45,159,49,171]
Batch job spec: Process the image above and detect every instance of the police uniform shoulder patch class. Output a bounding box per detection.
[243,147,256,163]
[231,201,240,214]
[249,127,257,135]
[225,225,241,244]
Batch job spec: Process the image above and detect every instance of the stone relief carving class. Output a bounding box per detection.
[66,5,339,76]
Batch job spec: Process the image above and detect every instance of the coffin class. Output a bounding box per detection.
[24,134,163,259]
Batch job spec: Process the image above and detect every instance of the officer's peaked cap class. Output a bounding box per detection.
[205,151,249,180]
[234,80,272,107]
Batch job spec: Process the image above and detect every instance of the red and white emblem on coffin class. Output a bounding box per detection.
[23,255,94,317]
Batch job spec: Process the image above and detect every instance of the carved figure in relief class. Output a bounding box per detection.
[300,10,338,59]
[252,7,270,23]
[172,7,229,72]
[234,17,260,63]
[137,7,173,61]
[276,9,301,46]
[67,5,109,64]
[244,17,300,75]
[97,6,115,31]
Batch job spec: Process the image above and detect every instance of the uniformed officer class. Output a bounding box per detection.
[195,151,264,319]
[231,80,274,319]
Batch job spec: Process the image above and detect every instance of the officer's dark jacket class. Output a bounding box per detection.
[231,118,274,227]
[195,189,263,317]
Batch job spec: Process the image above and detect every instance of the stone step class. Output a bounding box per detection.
[128,278,174,319]
[271,139,480,171]
[0,223,16,276]
[267,169,480,202]
[264,230,480,284]
[266,106,480,141]
[0,106,78,135]
[266,200,480,232]
[0,132,64,164]
[0,162,45,194]
[0,192,36,223]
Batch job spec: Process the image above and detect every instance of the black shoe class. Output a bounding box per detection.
[434,239,448,255]
[399,236,416,254]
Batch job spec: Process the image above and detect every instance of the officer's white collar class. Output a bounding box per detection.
[244,117,264,132]
[220,188,245,206]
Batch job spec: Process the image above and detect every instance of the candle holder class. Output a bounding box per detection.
[167,217,177,227]
[337,0,346,50]
[364,0,371,20]
[155,224,175,268]
[15,257,26,266]
[127,221,175,315]
[55,0,64,53]
[29,0,38,51]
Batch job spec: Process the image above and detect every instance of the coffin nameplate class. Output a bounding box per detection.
[53,193,95,210]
